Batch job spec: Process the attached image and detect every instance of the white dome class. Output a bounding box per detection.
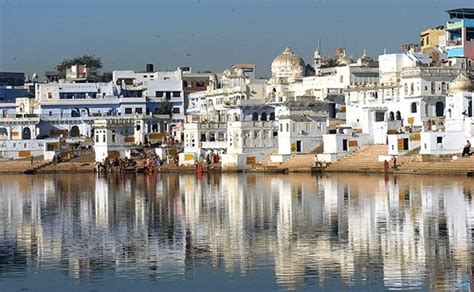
[449,73,473,94]
[271,47,305,79]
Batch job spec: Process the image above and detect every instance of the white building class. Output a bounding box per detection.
[345,52,461,145]
[419,73,473,155]
[94,118,137,162]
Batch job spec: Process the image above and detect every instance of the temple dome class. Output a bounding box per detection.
[271,47,305,79]
[449,73,473,94]
[337,54,353,66]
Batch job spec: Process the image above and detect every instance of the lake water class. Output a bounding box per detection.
[0,172,473,291]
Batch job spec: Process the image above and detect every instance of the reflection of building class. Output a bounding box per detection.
[1,173,474,290]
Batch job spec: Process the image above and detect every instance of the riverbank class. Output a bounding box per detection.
[1,159,474,176]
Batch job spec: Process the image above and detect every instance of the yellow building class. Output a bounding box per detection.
[420,26,445,53]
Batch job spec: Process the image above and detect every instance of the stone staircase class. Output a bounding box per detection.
[279,154,317,171]
[398,155,474,175]
[325,145,389,172]
[68,150,95,163]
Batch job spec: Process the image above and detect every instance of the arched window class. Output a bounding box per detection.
[269,112,275,121]
[22,127,31,140]
[261,112,267,121]
[71,108,80,117]
[404,83,408,95]
[389,112,395,121]
[431,81,436,94]
[70,125,80,137]
[396,111,401,121]
[411,102,417,113]
[252,112,259,121]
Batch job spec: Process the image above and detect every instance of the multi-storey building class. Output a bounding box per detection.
[446,8,474,59]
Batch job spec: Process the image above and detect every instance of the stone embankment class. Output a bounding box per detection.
[2,145,474,176]
[324,145,474,175]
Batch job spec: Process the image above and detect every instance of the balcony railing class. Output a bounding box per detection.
[446,39,463,47]
[201,141,227,149]
[447,20,463,30]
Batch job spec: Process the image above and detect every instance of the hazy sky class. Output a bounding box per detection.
[0,0,472,78]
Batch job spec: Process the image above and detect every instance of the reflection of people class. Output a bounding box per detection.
[463,140,471,157]
[383,160,389,172]
[392,155,397,169]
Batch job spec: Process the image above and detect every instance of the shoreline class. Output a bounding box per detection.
[0,161,473,176]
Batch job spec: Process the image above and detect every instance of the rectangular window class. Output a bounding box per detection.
[466,28,474,42]
[112,134,116,143]
[437,136,443,144]
[49,111,52,116]
[280,124,283,132]
[172,108,180,113]
[48,92,52,99]
[156,91,164,97]
[172,91,181,98]
[135,108,143,114]
[96,135,99,143]
[286,123,289,132]
[166,92,171,100]
[375,112,385,122]
[103,134,106,143]
[125,108,132,114]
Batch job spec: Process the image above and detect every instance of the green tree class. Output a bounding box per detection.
[157,101,173,117]
[56,55,103,75]
[100,72,113,82]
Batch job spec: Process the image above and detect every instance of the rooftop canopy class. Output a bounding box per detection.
[447,8,474,19]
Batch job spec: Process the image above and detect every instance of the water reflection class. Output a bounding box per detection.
[0,173,473,290]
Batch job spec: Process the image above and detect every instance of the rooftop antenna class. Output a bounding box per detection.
[384,48,387,55]
[317,38,321,54]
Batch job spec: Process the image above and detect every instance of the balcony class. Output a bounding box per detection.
[447,20,463,30]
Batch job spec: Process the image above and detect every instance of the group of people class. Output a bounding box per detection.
[95,157,137,173]
[144,154,164,173]
[204,151,220,165]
